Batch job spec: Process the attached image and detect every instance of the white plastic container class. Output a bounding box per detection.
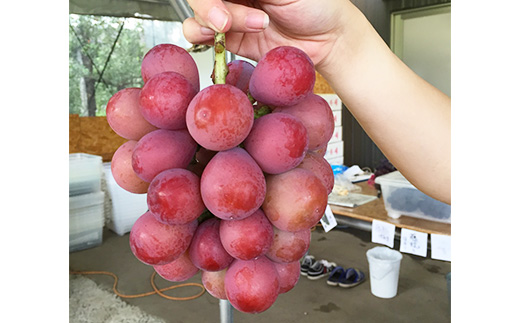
[69,153,103,196]
[103,163,148,236]
[69,191,105,252]
[375,171,451,223]
[366,246,403,298]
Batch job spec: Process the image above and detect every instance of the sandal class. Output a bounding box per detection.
[338,268,365,288]
[326,266,345,286]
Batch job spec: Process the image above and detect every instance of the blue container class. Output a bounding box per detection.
[331,165,348,176]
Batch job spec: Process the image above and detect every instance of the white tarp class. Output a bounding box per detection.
[69,0,183,21]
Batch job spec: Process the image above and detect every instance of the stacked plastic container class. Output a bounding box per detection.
[69,153,105,252]
[375,171,451,223]
[103,163,148,236]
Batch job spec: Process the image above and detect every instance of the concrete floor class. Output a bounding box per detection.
[69,224,450,323]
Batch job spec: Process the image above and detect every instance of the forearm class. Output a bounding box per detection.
[318,3,451,204]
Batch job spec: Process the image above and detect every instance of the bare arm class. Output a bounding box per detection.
[184,0,451,204]
[319,4,451,204]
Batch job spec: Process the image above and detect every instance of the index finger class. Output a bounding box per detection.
[187,0,232,33]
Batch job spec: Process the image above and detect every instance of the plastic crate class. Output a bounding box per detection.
[103,163,148,236]
[69,191,105,252]
[69,153,103,196]
[375,171,451,223]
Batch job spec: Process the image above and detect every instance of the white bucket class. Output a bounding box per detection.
[366,246,403,298]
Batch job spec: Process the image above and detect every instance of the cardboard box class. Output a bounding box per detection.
[326,156,344,166]
[329,126,343,143]
[324,141,344,160]
[317,93,342,111]
[332,110,342,127]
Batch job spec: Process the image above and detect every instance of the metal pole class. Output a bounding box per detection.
[219,299,233,323]
[226,51,236,63]
[168,0,194,21]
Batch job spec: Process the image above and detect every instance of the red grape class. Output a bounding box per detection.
[297,151,335,194]
[244,112,308,174]
[186,84,254,151]
[225,256,280,314]
[147,168,205,225]
[274,93,334,150]
[132,129,197,183]
[273,261,301,294]
[129,211,198,266]
[110,141,150,194]
[106,43,329,311]
[106,87,158,140]
[219,208,273,260]
[139,71,197,130]
[249,46,315,107]
[226,60,255,94]
[200,147,266,220]
[141,43,200,91]
[189,218,234,272]
[153,250,199,282]
[266,226,311,263]
[263,168,328,231]
[201,269,228,300]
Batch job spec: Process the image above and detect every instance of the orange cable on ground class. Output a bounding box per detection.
[69,270,206,301]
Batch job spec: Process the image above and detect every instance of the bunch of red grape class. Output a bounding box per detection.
[106,43,335,314]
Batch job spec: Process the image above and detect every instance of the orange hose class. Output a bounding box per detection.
[69,270,205,301]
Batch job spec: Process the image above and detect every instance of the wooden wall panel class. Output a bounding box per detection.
[69,114,81,153]
[313,71,335,94]
[69,115,126,162]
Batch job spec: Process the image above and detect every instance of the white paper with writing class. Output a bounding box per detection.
[431,234,451,261]
[320,205,338,233]
[371,219,396,248]
[399,228,428,257]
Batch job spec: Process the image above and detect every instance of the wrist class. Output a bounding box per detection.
[315,2,379,93]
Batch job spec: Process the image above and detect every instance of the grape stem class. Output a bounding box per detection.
[198,209,215,223]
[213,32,228,85]
[254,105,272,119]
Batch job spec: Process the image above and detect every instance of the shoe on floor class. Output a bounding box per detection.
[338,268,365,288]
[326,267,365,288]
[326,266,345,286]
[307,259,337,280]
[300,255,316,276]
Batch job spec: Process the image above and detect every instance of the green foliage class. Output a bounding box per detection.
[69,15,146,116]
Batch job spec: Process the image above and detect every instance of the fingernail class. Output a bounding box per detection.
[245,12,269,30]
[208,7,229,32]
[200,26,215,36]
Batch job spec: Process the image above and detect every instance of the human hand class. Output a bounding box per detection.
[183,0,355,70]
